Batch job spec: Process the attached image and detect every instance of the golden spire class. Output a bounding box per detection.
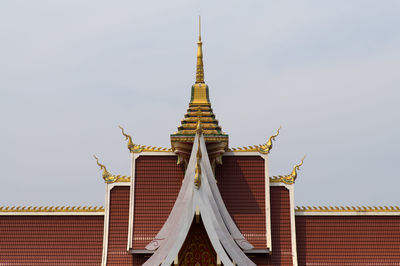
[196,16,204,83]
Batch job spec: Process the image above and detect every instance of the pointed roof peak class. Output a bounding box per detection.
[171,18,228,158]
[196,16,205,84]
[198,15,202,42]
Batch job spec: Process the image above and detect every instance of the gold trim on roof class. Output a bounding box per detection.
[269,156,306,185]
[259,126,281,154]
[140,146,173,152]
[119,126,143,153]
[228,127,281,154]
[117,177,131,182]
[295,206,400,212]
[0,206,104,213]
[228,145,261,152]
[171,136,228,143]
[119,126,172,153]
[94,155,131,184]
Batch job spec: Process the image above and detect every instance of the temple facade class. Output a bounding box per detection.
[1,22,400,266]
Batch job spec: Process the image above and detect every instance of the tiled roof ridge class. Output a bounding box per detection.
[119,126,173,153]
[228,127,281,154]
[0,205,105,213]
[295,205,400,212]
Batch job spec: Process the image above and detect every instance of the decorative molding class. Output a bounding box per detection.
[0,206,104,215]
[227,126,281,154]
[228,145,261,152]
[141,146,173,152]
[262,154,272,252]
[128,153,139,251]
[224,151,260,156]
[94,155,131,184]
[295,205,400,213]
[269,156,306,185]
[270,175,295,185]
[117,177,131,182]
[119,125,173,153]
[289,186,298,266]
[102,184,110,266]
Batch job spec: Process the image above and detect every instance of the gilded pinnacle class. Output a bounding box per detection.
[196,16,205,84]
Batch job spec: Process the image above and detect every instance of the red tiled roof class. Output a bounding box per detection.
[132,155,184,249]
[296,215,400,265]
[247,186,294,265]
[269,186,293,265]
[107,185,133,265]
[216,155,267,249]
[0,215,103,265]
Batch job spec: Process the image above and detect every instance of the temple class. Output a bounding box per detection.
[1,20,400,266]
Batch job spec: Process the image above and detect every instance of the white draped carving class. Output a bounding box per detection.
[143,132,256,266]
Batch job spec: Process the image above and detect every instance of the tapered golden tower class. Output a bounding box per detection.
[171,17,228,165]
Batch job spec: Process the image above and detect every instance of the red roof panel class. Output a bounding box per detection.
[269,186,293,265]
[216,155,267,249]
[132,155,184,249]
[0,215,103,265]
[296,215,400,265]
[107,185,133,265]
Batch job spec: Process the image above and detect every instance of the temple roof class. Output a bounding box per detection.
[144,127,255,266]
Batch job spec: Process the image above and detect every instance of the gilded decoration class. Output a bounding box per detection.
[228,126,281,154]
[93,155,130,184]
[0,206,104,213]
[259,126,281,154]
[295,206,400,213]
[178,219,217,266]
[119,126,143,153]
[119,126,172,153]
[270,156,306,185]
[194,126,202,189]
[170,17,228,159]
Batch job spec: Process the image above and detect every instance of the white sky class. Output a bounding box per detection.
[1,1,399,207]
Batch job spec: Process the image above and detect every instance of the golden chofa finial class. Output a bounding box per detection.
[118,126,143,153]
[196,16,205,84]
[285,155,306,184]
[269,155,306,185]
[93,155,129,184]
[93,155,114,183]
[259,126,282,154]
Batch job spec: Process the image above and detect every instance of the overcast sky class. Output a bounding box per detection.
[1,1,399,207]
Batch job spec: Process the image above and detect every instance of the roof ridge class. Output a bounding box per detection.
[295,205,400,212]
[0,205,105,212]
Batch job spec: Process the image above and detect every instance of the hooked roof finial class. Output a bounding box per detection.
[196,16,204,84]
[289,155,306,183]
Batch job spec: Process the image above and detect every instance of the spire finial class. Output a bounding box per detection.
[198,16,201,42]
[196,16,204,83]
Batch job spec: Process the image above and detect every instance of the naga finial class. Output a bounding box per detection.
[259,126,282,154]
[195,119,203,135]
[194,137,202,189]
[119,126,142,153]
[195,107,203,135]
[93,155,122,184]
[283,155,306,184]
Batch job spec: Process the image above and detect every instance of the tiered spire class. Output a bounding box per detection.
[171,18,228,164]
